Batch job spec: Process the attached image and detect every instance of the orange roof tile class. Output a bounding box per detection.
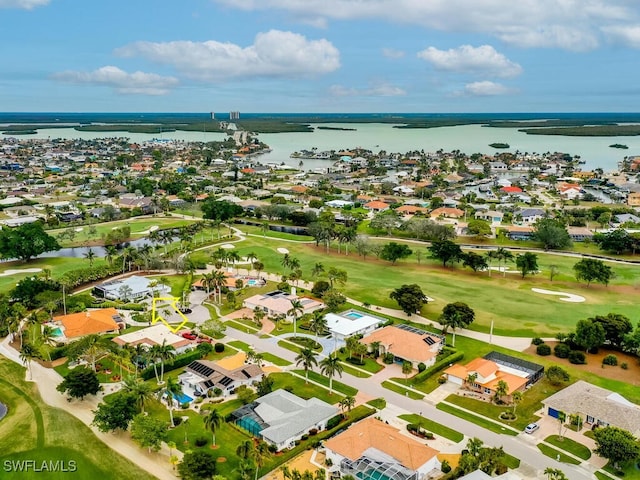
[465,358,498,378]
[364,200,390,210]
[55,308,120,339]
[362,326,439,363]
[324,417,438,470]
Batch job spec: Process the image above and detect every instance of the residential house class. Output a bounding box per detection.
[243,290,324,320]
[429,207,465,220]
[445,352,543,400]
[363,200,390,213]
[567,226,594,242]
[361,324,444,368]
[517,208,546,224]
[505,225,534,241]
[542,381,640,436]
[93,276,169,301]
[324,417,441,480]
[112,324,193,354]
[627,192,640,207]
[179,360,264,397]
[229,389,338,451]
[52,308,122,341]
[500,186,523,195]
[474,210,503,225]
[324,309,386,341]
[396,205,429,217]
[614,213,640,225]
[558,183,583,200]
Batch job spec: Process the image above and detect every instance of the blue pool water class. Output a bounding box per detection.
[51,327,63,337]
[345,312,364,319]
[247,279,259,286]
[172,392,193,404]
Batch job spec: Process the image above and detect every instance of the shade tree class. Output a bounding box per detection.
[389,284,429,316]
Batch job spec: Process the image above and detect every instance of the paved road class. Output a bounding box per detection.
[225,325,598,480]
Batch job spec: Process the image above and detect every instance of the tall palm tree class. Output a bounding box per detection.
[253,440,270,480]
[201,272,215,298]
[311,263,325,278]
[485,250,498,277]
[122,376,153,413]
[20,342,41,380]
[339,396,355,417]
[159,376,183,427]
[211,270,227,304]
[104,245,118,267]
[320,354,343,395]
[253,261,264,280]
[203,408,223,447]
[288,257,301,273]
[151,340,175,384]
[287,299,304,336]
[84,248,96,267]
[295,347,318,384]
[309,311,328,340]
[227,251,241,274]
[495,247,514,277]
[246,252,258,275]
[110,347,132,379]
[121,246,137,273]
[67,334,114,372]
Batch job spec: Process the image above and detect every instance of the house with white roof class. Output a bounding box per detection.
[324,309,386,341]
[243,289,324,320]
[93,276,170,301]
[112,324,193,354]
[229,389,338,451]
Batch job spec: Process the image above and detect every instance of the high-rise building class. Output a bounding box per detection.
[210,112,215,120]
[229,111,240,120]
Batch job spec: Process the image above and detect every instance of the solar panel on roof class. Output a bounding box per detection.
[240,369,252,378]
[203,380,214,388]
[188,361,215,378]
[424,336,435,345]
[220,377,233,387]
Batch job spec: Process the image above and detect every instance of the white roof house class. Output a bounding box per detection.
[93,276,170,301]
[230,389,338,451]
[325,309,386,340]
[112,324,192,353]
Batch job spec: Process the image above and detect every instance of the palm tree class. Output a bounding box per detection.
[327,267,347,288]
[320,354,343,395]
[122,376,153,413]
[236,439,254,459]
[152,340,175,384]
[281,253,291,271]
[227,250,241,274]
[311,263,325,278]
[512,390,523,416]
[288,257,301,273]
[211,270,227,304]
[201,272,215,298]
[339,396,355,418]
[253,440,270,480]
[203,408,223,447]
[20,342,41,380]
[309,311,327,340]
[402,361,413,381]
[485,250,498,277]
[159,376,183,427]
[295,347,318,384]
[67,334,114,372]
[110,347,132,379]
[287,299,304,336]
[246,252,258,274]
[84,248,96,267]
[104,245,118,267]
[253,261,264,280]
[121,246,137,273]
[495,247,514,277]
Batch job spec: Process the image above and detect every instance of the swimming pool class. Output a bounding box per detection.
[246,279,259,286]
[172,392,193,404]
[344,312,364,320]
[51,327,63,337]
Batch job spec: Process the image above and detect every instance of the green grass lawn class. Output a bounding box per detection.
[339,363,372,378]
[48,216,196,247]
[223,236,640,337]
[381,380,424,400]
[398,413,464,443]
[390,375,444,395]
[291,369,358,397]
[366,398,387,410]
[334,351,384,374]
[259,352,292,366]
[236,224,314,241]
[443,378,561,430]
[604,462,640,479]
[537,443,581,465]
[436,402,518,436]
[544,435,591,460]
[269,372,344,404]
[0,358,156,480]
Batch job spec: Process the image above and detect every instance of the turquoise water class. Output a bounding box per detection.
[51,327,63,337]
[247,279,259,286]
[236,416,264,436]
[345,312,364,319]
[172,392,193,404]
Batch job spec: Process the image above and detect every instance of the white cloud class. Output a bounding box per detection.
[418,45,522,78]
[602,24,640,48]
[212,0,640,51]
[52,66,179,95]
[0,0,48,8]
[382,48,405,59]
[116,30,340,81]
[329,83,406,97]
[462,81,513,96]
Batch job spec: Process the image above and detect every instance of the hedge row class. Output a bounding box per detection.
[140,349,204,380]
[413,350,464,384]
[61,264,123,288]
[90,301,146,311]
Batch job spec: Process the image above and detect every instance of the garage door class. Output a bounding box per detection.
[448,375,463,386]
[548,407,560,418]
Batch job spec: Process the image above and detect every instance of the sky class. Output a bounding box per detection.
[1,0,640,113]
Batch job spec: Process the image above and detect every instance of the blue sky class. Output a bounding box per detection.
[2,0,640,113]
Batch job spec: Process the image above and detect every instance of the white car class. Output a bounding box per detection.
[524,423,540,434]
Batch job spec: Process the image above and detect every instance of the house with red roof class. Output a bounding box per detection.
[500,186,523,194]
[363,200,390,213]
[429,207,465,219]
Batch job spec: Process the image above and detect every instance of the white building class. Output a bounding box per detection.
[93,276,170,301]
[325,309,386,341]
[112,324,193,353]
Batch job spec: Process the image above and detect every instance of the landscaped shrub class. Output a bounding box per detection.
[49,345,68,361]
[383,353,394,364]
[602,354,618,366]
[417,362,426,372]
[413,351,464,384]
[536,344,551,356]
[309,428,318,436]
[173,417,183,426]
[621,362,629,370]
[424,432,434,440]
[194,436,208,447]
[437,376,447,384]
[406,423,419,433]
[301,434,309,441]
[140,349,203,380]
[311,281,331,298]
[327,415,342,429]
[346,357,365,366]
[214,342,225,353]
[441,460,451,474]
[531,337,544,345]
[554,343,571,359]
[568,351,586,364]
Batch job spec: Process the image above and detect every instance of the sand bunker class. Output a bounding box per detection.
[220,244,235,249]
[0,268,43,277]
[74,227,84,232]
[277,247,289,254]
[531,288,585,303]
[133,225,160,235]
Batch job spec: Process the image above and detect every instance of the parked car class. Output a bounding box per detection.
[181,332,197,340]
[524,423,539,434]
[197,337,212,344]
